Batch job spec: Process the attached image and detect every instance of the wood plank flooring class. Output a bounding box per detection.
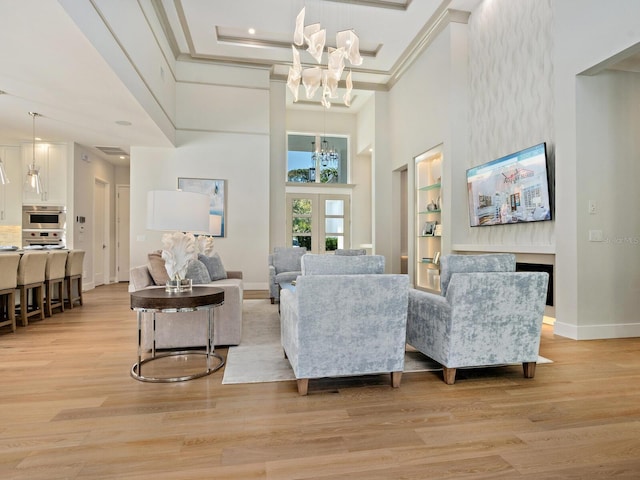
[1,282,640,479]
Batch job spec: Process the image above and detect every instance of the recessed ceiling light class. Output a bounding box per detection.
[119,155,126,159]
[248,28,256,35]
[115,120,132,126]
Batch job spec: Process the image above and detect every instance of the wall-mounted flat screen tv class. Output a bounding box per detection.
[466,142,552,227]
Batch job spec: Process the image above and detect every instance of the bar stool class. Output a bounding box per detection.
[44,250,68,317]
[64,250,85,309]
[16,252,48,326]
[0,253,20,333]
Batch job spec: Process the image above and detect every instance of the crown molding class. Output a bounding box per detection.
[387,8,470,89]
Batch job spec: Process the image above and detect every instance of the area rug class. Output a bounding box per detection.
[222,299,552,385]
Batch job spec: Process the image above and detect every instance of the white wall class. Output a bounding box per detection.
[554,0,640,339]
[574,70,640,337]
[72,143,117,289]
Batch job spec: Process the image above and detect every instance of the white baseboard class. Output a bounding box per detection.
[554,321,640,340]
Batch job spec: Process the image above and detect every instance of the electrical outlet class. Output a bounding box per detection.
[588,200,596,214]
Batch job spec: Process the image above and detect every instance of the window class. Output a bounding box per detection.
[287,134,348,184]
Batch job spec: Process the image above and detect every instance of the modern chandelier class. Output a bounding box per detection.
[287,6,362,108]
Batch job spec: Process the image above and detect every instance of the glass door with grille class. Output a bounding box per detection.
[286,194,350,253]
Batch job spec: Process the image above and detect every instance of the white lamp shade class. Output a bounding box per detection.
[147,190,210,234]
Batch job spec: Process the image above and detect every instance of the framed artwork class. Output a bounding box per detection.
[178,177,226,237]
[422,221,437,236]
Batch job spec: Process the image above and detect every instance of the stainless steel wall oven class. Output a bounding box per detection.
[22,205,66,247]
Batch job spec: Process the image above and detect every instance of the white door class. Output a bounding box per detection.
[116,185,130,282]
[286,193,350,253]
[93,180,108,286]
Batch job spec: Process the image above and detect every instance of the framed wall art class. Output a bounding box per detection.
[178,177,226,237]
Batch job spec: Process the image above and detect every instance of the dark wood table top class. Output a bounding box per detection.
[130,286,224,311]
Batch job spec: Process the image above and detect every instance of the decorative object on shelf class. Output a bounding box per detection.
[434,224,443,237]
[287,6,362,108]
[433,251,441,265]
[24,112,43,194]
[0,157,9,185]
[146,190,211,293]
[426,200,438,212]
[435,195,441,210]
[178,178,227,237]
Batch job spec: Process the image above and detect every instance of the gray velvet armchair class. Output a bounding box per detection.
[407,254,549,384]
[268,247,307,304]
[280,254,409,395]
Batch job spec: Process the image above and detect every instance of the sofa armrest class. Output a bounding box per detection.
[226,270,243,280]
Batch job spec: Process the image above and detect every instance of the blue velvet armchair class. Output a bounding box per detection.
[407,254,549,384]
[268,247,306,304]
[280,254,409,395]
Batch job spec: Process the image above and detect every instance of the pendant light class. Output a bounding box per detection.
[25,112,43,194]
[0,157,8,185]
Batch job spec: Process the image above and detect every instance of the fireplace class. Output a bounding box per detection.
[516,263,554,306]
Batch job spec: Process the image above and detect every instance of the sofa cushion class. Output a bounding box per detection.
[198,253,227,281]
[147,251,170,285]
[185,259,211,284]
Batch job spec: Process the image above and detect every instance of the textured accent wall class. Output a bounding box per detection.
[464,0,555,248]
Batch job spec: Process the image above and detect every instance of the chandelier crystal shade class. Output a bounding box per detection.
[311,138,339,168]
[287,7,362,108]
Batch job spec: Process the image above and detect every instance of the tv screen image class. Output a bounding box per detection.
[466,142,552,227]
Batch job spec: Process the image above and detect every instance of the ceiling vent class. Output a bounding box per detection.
[94,146,128,156]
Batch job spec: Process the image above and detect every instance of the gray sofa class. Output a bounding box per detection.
[280,254,409,395]
[129,262,243,348]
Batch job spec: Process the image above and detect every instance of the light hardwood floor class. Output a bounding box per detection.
[1,283,640,479]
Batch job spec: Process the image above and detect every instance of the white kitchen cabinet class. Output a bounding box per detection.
[22,142,68,205]
[0,145,22,225]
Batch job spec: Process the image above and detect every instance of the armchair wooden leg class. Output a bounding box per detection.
[391,371,402,388]
[523,362,537,378]
[270,297,275,304]
[443,367,457,385]
[297,378,309,396]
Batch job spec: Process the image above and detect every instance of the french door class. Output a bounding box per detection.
[285,193,351,254]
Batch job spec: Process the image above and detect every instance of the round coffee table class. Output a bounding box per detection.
[130,286,225,382]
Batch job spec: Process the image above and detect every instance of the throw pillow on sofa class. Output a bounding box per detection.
[185,259,212,284]
[198,253,227,281]
[147,251,170,285]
